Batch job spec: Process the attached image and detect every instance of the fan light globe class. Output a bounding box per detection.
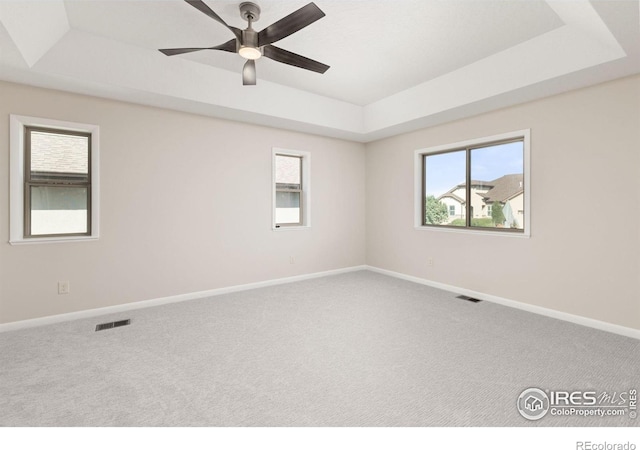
[239,46,261,60]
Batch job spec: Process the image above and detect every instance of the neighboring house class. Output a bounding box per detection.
[438,191,465,221]
[437,174,524,227]
[31,130,89,177]
[480,174,524,228]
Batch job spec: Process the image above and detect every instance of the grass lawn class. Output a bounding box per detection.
[450,218,496,227]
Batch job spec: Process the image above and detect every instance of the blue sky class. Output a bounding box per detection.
[425,141,523,197]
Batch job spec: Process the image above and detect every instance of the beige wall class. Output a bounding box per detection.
[0,81,366,324]
[366,75,640,330]
[2,75,639,331]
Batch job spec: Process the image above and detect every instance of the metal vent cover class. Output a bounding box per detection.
[456,295,482,303]
[95,319,131,332]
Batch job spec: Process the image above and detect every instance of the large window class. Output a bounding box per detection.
[415,130,530,235]
[10,115,100,244]
[272,148,310,229]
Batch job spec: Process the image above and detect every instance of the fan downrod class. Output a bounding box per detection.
[240,2,260,23]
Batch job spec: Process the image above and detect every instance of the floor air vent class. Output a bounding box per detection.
[95,319,131,332]
[456,295,482,303]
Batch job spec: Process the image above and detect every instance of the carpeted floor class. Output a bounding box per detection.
[0,270,638,426]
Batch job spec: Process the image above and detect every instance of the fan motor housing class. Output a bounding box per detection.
[242,28,259,48]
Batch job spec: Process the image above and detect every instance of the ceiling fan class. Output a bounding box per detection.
[159,0,330,85]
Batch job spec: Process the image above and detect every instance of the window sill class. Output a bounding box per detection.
[414,226,530,238]
[272,226,311,232]
[9,236,99,245]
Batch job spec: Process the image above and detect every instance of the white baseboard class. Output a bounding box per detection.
[366,265,640,340]
[0,265,368,333]
[4,264,638,340]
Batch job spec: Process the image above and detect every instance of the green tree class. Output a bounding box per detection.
[491,202,505,226]
[425,195,448,224]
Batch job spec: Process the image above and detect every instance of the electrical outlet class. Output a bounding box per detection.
[289,256,295,264]
[427,258,434,267]
[58,281,70,295]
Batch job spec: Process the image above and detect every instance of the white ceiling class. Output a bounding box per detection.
[0,0,639,142]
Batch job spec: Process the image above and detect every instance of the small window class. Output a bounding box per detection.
[10,115,99,244]
[275,154,302,226]
[272,148,310,229]
[415,130,530,236]
[25,127,92,238]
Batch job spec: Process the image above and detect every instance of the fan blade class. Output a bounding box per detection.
[211,39,238,53]
[160,47,207,56]
[258,2,325,47]
[159,39,237,56]
[243,59,256,85]
[185,0,242,40]
[262,45,329,74]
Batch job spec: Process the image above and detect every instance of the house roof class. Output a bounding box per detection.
[470,180,493,188]
[481,174,524,203]
[450,180,493,189]
[439,192,465,204]
[438,179,492,203]
[438,174,523,204]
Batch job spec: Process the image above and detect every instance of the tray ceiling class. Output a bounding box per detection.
[0,1,638,142]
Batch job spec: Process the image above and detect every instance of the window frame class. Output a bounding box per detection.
[274,154,303,227]
[10,115,100,245]
[272,148,310,230]
[414,129,530,237]
[24,126,93,239]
